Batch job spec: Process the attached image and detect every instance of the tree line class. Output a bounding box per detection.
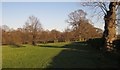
[1,9,103,46]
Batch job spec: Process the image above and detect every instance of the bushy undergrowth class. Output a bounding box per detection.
[87,38,104,50]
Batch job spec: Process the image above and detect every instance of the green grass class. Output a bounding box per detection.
[0,45,2,69]
[2,42,120,68]
[2,43,66,68]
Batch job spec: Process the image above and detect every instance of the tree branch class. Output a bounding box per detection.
[98,2,107,15]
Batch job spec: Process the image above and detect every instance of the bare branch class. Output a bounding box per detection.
[98,2,107,15]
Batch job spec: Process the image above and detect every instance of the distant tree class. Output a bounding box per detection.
[2,25,10,45]
[50,29,61,43]
[14,28,25,44]
[62,28,72,42]
[2,25,10,32]
[67,9,86,41]
[66,9,87,30]
[39,30,49,43]
[67,9,102,41]
[24,16,42,46]
[0,26,1,44]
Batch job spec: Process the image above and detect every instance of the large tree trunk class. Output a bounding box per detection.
[103,2,117,51]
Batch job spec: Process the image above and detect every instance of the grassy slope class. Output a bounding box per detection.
[2,42,120,68]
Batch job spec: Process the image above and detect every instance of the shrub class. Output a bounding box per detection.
[87,38,104,50]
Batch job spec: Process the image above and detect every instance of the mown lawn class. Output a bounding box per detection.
[2,42,69,68]
[2,42,120,68]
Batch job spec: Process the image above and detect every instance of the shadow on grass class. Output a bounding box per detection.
[9,44,26,48]
[41,41,120,68]
[38,41,88,49]
[38,45,60,48]
[37,39,120,68]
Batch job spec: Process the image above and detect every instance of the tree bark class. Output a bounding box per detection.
[103,2,117,51]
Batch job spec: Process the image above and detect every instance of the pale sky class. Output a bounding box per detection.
[0,2,1,27]
[1,2,104,31]
[1,0,120,2]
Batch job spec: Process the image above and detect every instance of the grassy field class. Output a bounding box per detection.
[2,42,120,68]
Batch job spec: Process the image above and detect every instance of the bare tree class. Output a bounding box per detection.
[81,2,120,51]
[66,9,87,30]
[24,16,42,46]
[67,9,102,41]
[66,9,87,41]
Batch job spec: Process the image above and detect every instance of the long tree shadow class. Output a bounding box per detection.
[38,39,120,68]
[46,45,98,68]
[43,41,120,68]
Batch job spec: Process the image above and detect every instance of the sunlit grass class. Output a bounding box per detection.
[2,42,119,68]
[2,44,66,68]
[0,45,2,69]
